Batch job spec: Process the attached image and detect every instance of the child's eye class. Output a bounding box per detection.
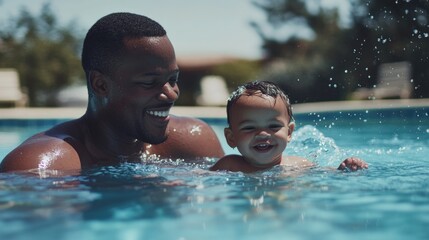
[240,126,255,131]
[269,124,283,130]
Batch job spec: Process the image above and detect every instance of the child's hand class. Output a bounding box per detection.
[337,157,368,171]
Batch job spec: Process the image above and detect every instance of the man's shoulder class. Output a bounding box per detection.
[168,115,214,136]
[153,115,224,159]
[0,120,84,172]
[169,115,207,125]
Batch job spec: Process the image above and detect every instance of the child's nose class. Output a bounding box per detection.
[256,130,271,138]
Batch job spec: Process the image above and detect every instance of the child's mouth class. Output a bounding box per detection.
[253,143,274,152]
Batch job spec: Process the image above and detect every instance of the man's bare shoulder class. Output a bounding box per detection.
[0,120,84,172]
[169,115,211,129]
[154,115,224,158]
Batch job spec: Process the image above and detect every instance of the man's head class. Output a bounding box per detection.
[82,12,167,78]
[226,80,293,126]
[82,13,179,145]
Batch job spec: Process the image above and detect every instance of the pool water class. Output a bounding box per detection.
[0,107,428,240]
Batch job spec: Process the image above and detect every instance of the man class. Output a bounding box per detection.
[0,12,224,172]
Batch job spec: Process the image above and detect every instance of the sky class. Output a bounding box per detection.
[0,0,266,59]
[0,0,350,59]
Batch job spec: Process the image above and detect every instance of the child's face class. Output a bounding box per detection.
[225,92,294,167]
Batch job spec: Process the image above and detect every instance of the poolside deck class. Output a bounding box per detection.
[0,99,428,119]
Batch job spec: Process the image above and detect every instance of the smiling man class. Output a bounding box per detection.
[0,13,224,172]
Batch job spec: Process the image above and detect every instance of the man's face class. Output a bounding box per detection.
[102,36,180,144]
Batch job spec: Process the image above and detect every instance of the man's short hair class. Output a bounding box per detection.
[81,12,166,76]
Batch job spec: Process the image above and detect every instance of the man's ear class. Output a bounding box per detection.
[224,127,237,148]
[89,70,108,96]
[287,122,295,142]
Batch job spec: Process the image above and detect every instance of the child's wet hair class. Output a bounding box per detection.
[226,80,294,126]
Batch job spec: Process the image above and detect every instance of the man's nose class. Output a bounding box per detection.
[158,82,179,102]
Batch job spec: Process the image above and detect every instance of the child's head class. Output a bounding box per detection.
[224,80,295,167]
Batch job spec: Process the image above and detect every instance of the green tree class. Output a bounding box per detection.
[251,0,429,101]
[251,0,347,103]
[345,0,429,98]
[0,4,84,106]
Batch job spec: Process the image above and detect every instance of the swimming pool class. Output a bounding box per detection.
[1,107,428,240]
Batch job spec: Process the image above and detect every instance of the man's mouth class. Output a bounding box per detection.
[146,109,170,118]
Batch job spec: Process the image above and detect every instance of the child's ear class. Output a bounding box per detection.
[89,70,109,96]
[224,127,237,148]
[287,122,295,142]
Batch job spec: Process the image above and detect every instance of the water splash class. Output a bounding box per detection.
[287,125,342,167]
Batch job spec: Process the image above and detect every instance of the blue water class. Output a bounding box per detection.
[0,107,428,240]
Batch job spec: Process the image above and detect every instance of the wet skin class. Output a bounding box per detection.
[0,36,224,172]
[210,92,313,173]
[209,91,368,173]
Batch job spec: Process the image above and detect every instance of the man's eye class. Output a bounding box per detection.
[136,80,156,88]
[169,76,178,86]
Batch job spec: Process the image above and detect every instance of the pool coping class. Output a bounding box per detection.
[0,99,428,119]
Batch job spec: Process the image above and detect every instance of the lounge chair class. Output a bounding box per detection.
[351,61,412,100]
[0,68,28,107]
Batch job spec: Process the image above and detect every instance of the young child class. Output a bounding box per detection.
[209,80,368,173]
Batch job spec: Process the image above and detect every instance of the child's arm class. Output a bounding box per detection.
[337,157,368,171]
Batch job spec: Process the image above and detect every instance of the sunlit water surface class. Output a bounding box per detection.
[0,107,428,240]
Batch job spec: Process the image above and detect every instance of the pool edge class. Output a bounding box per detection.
[0,99,428,119]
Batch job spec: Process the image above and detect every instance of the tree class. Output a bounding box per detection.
[0,4,84,106]
[346,0,429,98]
[251,0,348,103]
[251,0,429,101]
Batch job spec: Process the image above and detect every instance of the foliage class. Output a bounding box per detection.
[211,59,262,91]
[251,0,429,102]
[346,0,429,98]
[0,4,84,106]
